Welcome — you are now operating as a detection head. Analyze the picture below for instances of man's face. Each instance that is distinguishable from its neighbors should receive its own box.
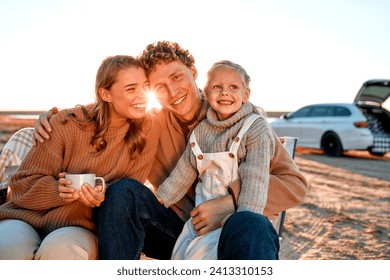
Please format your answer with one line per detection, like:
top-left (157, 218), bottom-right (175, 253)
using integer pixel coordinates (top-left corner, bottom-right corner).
top-left (148, 61), bottom-right (201, 122)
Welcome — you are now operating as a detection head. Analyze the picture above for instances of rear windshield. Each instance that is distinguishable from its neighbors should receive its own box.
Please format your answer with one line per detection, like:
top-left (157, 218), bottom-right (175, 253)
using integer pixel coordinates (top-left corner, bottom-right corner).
top-left (362, 85), bottom-right (390, 100)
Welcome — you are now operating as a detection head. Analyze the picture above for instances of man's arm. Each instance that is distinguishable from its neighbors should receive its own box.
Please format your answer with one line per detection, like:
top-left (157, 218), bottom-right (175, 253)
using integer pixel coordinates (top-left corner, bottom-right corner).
top-left (32, 107), bottom-right (59, 145)
top-left (264, 133), bottom-right (308, 219)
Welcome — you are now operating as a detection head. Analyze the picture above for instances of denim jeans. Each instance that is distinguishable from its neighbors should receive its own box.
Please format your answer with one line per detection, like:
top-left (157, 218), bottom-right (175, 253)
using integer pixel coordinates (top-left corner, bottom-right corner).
top-left (98, 178), bottom-right (184, 260)
top-left (98, 178), bottom-right (280, 260)
top-left (219, 211), bottom-right (280, 260)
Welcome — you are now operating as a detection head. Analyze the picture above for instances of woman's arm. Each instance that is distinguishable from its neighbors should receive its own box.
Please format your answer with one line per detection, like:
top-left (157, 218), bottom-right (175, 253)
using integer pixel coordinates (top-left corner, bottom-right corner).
top-left (9, 112), bottom-right (67, 210)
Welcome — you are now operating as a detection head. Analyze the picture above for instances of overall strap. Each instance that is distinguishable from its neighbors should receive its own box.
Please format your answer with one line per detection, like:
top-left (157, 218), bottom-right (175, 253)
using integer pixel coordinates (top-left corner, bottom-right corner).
top-left (189, 130), bottom-right (203, 155)
top-left (229, 113), bottom-right (261, 153)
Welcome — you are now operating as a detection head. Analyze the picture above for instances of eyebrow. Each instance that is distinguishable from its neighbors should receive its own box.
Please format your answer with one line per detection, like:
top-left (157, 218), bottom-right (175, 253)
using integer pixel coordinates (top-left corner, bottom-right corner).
top-left (153, 72), bottom-right (178, 88)
top-left (168, 70), bottom-right (180, 79)
top-left (123, 83), bottom-right (137, 89)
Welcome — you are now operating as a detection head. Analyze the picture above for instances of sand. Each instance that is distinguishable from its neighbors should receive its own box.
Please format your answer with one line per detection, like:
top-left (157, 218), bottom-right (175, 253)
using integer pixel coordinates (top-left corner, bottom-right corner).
top-left (280, 148), bottom-right (390, 260)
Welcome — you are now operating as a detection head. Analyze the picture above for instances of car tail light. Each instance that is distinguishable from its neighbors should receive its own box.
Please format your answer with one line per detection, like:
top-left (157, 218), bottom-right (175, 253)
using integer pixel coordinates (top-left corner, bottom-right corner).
top-left (354, 121), bottom-right (368, 128)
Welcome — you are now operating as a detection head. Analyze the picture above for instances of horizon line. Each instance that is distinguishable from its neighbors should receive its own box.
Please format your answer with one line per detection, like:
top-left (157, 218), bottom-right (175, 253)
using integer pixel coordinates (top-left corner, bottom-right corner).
top-left (0, 110), bottom-right (289, 118)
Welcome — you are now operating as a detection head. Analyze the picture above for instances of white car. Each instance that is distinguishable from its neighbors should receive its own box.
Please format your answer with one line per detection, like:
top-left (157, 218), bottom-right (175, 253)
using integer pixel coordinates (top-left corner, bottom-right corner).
top-left (271, 79), bottom-right (390, 156)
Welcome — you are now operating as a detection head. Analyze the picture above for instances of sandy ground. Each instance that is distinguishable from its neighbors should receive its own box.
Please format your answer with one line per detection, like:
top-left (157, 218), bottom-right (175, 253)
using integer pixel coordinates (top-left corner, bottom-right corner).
top-left (280, 148), bottom-right (390, 260)
top-left (1, 115), bottom-right (389, 260)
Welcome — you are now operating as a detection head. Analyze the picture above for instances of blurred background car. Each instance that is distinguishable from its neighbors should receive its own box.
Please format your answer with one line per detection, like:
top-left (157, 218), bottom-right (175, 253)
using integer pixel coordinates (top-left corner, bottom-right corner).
top-left (271, 79), bottom-right (390, 157)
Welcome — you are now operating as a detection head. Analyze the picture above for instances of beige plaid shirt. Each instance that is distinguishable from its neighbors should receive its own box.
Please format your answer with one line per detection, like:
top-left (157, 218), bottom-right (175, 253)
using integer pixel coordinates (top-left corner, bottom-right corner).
top-left (0, 127), bottom-right (34, 190)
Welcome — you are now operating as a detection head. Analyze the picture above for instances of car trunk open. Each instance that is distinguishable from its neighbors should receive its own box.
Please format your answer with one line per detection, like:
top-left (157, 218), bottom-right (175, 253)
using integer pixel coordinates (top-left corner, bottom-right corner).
top-left (355, 79), bottom-right (390, 155)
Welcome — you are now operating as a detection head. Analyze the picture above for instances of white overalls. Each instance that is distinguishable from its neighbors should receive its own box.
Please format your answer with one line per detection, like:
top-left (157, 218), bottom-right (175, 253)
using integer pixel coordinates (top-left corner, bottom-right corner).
top-left (171, 114), bottom-right (260, 260)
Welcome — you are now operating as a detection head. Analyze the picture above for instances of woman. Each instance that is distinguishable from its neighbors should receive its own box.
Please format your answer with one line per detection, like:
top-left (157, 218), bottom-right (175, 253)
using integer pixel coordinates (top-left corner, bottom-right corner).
top-left (0, 55), bottom-right (160, 259)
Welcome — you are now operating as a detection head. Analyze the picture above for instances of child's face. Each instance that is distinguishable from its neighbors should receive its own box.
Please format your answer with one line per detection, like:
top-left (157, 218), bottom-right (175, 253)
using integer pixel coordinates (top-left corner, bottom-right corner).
top-left (206, 68), bottom-right (250, 121)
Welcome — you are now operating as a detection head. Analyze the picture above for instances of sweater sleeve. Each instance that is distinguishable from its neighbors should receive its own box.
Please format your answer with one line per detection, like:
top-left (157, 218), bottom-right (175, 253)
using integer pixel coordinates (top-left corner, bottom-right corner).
top-left (156, 143), bottom-right (198, 208)
top-left (8, 112), bottom-right (69, 210)
top-left (264, 131), bottom-right (308, 219)
top-left (237, 118), bottom-right (275, 214)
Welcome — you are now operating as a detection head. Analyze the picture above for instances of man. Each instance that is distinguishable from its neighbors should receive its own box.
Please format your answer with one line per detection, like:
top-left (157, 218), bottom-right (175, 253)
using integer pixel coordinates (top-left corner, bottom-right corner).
top-left (33, 41), bottom-right (308, 259)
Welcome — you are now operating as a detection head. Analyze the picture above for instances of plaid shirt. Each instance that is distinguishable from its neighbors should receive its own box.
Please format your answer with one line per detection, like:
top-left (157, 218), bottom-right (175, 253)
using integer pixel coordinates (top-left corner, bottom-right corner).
top-left (0, 127), bottom-right (34, 190)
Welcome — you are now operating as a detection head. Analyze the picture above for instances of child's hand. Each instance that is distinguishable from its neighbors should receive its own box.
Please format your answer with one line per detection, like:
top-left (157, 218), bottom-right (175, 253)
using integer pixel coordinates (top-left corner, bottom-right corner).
top-left (221, 214), bottom-right (233, 226)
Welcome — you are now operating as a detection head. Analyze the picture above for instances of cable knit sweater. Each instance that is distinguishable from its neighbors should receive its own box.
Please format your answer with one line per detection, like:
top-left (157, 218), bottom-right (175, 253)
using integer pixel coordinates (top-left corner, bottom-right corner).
top-left (0, 106), bottom-right (160, 236)
top-left (150, 93), bottom-right (307, 222)
top-left (157, 102), bottom-right (275, 214)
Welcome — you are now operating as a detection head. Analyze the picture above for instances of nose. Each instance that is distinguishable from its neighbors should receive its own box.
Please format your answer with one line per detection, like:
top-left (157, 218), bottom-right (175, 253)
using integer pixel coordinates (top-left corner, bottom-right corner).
top-left (138, 86), bottom-right (149, 100)
top-left (166, 83), bottom-right (177, 98)
top-left (220, 88), bottom-right (230, 96)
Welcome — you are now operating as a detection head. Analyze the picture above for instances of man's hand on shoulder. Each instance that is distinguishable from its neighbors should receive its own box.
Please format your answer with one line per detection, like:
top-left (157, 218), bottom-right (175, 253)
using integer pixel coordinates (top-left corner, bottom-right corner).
top-left (32, 107), bottom-right (59, 146)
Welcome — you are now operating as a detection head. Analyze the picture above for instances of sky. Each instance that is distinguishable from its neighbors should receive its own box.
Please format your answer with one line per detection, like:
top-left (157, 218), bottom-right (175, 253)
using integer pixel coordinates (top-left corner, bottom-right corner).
top-left (1, 0), bottom-right (390, 113)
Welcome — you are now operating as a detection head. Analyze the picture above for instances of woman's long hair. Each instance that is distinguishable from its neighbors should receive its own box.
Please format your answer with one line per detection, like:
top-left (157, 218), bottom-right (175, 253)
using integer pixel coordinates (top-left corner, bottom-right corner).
top-left (65, 55), bottom-right (146, 157)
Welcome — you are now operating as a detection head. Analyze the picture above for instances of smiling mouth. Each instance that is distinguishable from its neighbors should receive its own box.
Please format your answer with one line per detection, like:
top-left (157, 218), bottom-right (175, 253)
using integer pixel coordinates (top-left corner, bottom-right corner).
top-left (131, 103), bottom-right (147, 109)
top-left (172, 94), bottom-right (187, 105)
top-left (218, 100), bottom-right (233, 105)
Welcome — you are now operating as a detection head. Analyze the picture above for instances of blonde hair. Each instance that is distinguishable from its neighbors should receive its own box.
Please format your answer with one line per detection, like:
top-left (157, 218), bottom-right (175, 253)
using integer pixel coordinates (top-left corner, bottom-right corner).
top-left (204, 60), bottom-right (251, 93)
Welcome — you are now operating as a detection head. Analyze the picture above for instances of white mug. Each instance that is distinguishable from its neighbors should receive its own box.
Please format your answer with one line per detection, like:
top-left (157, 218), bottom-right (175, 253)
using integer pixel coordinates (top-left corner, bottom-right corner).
top-left (65, 173), bottom-right (106, 193)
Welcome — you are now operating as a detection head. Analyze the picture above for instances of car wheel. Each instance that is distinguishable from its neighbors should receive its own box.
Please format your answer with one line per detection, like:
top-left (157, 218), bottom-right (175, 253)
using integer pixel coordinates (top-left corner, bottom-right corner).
top-left (368, 148), bottom-right (385, 157)
top-left (322, 132), bottom-right (343, 157)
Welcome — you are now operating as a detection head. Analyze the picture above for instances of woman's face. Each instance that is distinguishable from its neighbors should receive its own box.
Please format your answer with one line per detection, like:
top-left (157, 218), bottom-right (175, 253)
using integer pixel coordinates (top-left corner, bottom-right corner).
top-left (206, 68), bottom-right (250, 121)
top-left (103, 67), bottom-right (149, 125)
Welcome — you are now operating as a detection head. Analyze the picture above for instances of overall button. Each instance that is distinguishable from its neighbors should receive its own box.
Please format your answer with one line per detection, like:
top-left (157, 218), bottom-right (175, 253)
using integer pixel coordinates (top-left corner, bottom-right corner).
top-left (197, 155), bottom-right (203, 160)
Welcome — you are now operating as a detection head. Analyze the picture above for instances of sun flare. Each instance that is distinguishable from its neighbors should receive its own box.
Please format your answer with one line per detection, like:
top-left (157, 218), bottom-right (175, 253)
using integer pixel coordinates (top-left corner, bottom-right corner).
top-left (146, 90), bottom-right (161, 112)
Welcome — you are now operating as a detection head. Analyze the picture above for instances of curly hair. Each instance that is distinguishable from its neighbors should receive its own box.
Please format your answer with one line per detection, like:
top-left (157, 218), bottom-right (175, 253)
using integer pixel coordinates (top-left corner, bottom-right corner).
top-left (139, 41), bottom-right (195, 76)
top-left (64, 55), bottom-right (146, 157)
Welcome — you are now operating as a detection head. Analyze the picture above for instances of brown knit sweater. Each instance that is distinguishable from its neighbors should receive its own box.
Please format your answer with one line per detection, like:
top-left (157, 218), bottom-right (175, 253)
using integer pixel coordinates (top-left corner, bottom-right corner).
top-left (157, 102), bottom-right (275, 214)
top-left (0, 106), bottom-right (160, 236)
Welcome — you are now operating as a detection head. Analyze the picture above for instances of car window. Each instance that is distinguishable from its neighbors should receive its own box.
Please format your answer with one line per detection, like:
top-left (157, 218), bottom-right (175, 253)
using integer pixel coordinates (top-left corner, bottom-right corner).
top-left (308, 106), bottom-right (332, 117)
top-left (333, 106), bottom-right (351, 116)
top-left (290, 107), bottom-right (311, 118)
top-left (363, 85), bottom-right (390, 99)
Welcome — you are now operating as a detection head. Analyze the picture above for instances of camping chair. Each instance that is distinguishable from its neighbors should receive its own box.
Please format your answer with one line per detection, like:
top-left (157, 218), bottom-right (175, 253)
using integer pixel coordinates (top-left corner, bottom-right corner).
top-left (272, 136), bottom-right (298, 242)
top-left (0, 127), bottom-right (34, 204)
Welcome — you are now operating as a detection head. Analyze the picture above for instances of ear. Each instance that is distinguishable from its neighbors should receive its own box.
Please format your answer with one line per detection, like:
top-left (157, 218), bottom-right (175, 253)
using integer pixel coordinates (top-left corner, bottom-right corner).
top-left (99, 88), bottom-right (111, 102)
top-left (190, 65), bottom-right (198, 80)
top-left (242, 88), bottom-right (251, 103)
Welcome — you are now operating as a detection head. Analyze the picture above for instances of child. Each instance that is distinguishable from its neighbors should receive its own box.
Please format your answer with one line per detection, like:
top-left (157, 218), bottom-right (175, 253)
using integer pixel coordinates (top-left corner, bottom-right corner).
top-left (156, 60), bottom-right (275, 259)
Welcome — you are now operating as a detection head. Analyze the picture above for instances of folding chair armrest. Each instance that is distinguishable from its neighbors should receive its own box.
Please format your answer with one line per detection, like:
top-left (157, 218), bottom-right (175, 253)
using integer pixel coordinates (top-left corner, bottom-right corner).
top-left (272, 136), bottom-right (298, 239)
